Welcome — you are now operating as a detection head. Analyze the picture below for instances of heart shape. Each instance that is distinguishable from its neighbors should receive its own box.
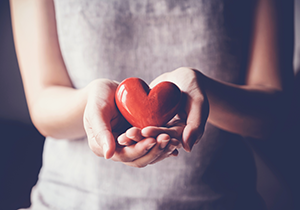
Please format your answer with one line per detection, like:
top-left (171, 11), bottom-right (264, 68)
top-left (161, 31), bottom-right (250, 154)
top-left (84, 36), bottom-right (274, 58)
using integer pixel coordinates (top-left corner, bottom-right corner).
top-left (115, 77), bottom-right (182, 128)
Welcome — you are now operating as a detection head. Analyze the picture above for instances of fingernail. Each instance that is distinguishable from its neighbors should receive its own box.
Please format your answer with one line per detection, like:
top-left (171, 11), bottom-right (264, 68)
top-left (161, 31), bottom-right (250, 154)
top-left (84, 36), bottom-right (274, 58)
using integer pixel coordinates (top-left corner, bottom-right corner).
top-left (103, 143), bottom-right (108, 159)
top-left (127, 135), bottom-right (135, 139)
top-left (126, 133), bottom-right (135, 139)
top-left (188, 143), bottom-right (193, 152)
top-left (168, 145), bottom-right (176, 154)
top-left (188, 138), bottom-right (197, 152)
top-left (160, 139), bottom-right (169, 149)
top-left (147, 142), bottom-right (156, 150)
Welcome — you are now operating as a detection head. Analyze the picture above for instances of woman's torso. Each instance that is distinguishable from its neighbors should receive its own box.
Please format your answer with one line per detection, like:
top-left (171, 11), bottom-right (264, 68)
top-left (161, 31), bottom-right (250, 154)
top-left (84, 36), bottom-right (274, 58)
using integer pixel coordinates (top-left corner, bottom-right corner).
top-left (32, 0), bottom-right (265, 209)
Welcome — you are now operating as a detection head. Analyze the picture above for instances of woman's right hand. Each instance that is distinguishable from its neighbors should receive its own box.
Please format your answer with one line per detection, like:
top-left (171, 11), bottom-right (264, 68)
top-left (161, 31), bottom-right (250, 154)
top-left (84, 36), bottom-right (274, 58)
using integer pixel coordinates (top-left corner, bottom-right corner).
top-left (84, 79), bottom-right (124, 159)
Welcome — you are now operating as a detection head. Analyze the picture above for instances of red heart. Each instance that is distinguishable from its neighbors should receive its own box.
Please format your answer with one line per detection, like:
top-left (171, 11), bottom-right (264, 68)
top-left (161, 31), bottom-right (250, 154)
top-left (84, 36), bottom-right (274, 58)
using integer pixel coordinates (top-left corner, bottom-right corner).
top-left (115, 78), bottom-right (182, 128)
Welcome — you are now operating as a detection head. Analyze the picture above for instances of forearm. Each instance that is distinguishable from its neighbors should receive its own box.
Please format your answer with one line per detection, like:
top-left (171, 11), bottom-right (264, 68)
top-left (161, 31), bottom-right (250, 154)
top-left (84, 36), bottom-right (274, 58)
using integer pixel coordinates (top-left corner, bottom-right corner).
top-left (199, 71), bottom-right (288, 139)
top-left (10, 0), bottom-right (89, 139)
top-left (197, 0), bottom-right (293, 140)
top-left (30, 85), bottom-right (89, 139)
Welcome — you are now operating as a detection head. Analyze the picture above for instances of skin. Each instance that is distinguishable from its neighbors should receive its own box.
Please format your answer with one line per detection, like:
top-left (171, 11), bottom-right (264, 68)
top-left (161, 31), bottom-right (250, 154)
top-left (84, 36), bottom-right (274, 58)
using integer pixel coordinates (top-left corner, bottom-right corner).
top-left (10, 0), bottom-right (293, 167)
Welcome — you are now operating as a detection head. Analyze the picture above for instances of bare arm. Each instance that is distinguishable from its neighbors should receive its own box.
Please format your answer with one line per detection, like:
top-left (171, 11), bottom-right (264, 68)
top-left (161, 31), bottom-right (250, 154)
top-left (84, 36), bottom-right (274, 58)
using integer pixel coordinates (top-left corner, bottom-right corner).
top-left (204, 0), bottom-right (294, 139)
top-left (148, 0), bottom-right (294, 148)
top-left (10, 0), bottom-right (87, 139)
top-left (10, 0), bottom-right (181, 166)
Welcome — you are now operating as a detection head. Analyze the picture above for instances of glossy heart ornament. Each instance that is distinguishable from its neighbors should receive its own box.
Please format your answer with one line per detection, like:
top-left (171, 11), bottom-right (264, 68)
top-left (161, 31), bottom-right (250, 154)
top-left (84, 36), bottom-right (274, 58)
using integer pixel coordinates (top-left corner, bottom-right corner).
top-left (115, 78), bottom-right (182, 128)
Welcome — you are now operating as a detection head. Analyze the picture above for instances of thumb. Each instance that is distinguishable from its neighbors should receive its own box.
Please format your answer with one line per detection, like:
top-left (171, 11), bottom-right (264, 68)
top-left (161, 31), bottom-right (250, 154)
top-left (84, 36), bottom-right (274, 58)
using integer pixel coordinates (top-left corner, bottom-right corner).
top-left (85, 106), bottom-right (116, 159)
top-left (95, 111), bottom-right (116, 159)
top-left (182, 93), bottom-right (209, 152)
top-left (95, 127), bottom-right (116, 159)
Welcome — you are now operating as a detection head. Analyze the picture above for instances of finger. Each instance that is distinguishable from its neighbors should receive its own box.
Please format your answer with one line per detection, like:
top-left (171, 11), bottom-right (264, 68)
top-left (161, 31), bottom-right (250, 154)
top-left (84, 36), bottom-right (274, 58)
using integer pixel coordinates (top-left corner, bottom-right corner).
top-left (149, 138), bottom-right (180, 164)
top-left (117, 133), bottom-right (135, 146)
top-left (171, 149), bottom-right (179, 156)
top-left (114, 137), bottom-right (156, 162)
top-left (141, 126), bottom-right (182, 139)
top-left (126, 127), bottom-right (144, 142)
top-left (125, 134), bottom-right (171, 168)
top-left (86, 106), bottom-right (116, 159)
top-left (85, 121), bottom-right (103, 156)
top-left (182, 93), bottom-right (209, 152)
top-left (150, 149), bottom-right (178, 164)
top-left (156, 133), bottom-right (171, 149)
top-left (94, 122), bottom-right (116, 159)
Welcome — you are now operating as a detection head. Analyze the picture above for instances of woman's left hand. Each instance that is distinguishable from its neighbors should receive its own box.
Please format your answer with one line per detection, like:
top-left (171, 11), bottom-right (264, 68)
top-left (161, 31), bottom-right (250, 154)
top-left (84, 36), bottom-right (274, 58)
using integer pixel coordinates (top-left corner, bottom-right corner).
top-left (148, 67), bottom-right (209, 152)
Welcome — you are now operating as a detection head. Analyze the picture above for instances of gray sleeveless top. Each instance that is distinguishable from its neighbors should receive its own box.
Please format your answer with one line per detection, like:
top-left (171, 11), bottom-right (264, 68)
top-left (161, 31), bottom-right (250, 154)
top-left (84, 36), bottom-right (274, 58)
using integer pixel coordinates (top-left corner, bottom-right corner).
top-left (30, 0), bottom-right (265, 209)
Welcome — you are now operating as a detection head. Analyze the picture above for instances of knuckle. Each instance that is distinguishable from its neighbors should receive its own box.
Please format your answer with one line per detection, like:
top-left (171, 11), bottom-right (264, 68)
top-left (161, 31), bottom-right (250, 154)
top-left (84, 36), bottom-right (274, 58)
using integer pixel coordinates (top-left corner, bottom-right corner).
top-left (174, 67), bottom-right (196, 78)
top-left (174, 67), bottom-right (191, 73)
top-left (116, 151), bottom-right (130, 162)
top-left (151, 153), bottom-right (162, 161)
top-left (170, 139), bottom-right (181, 146)
top-left (124, 162), bottom-right (147, 168)
top-left (119, 156), bottom-right (130, 163)
top-left (134, 162), bottom-right (147, 168)
top-left (192, 93), bottom-right (205, 103)
top-left (164, 145), bottom-right (173, 153)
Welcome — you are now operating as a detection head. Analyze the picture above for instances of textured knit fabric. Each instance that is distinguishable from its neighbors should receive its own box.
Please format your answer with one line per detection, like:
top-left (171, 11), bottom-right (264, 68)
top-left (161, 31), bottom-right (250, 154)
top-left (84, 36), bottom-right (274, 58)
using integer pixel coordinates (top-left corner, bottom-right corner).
top-left (28, 0), bottom-right (266, 209)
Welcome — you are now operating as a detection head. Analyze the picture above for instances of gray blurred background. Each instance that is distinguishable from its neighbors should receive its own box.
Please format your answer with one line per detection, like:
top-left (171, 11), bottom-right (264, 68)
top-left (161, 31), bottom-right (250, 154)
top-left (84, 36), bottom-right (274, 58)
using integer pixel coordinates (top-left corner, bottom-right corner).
top-left (0, 0), bottom-right (299, 210)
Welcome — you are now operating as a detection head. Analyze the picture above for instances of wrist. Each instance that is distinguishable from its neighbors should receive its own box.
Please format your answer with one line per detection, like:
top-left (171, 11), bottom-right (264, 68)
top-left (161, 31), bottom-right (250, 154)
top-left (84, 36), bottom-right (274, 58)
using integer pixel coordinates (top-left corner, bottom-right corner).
top-left (85, 79), bottom-right (119, 101)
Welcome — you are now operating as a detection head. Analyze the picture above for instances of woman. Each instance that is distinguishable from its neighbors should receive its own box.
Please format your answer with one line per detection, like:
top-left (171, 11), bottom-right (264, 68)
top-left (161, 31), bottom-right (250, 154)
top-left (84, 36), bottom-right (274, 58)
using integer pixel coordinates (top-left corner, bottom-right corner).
top-left (11, 0), bottom-right (293, 209)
